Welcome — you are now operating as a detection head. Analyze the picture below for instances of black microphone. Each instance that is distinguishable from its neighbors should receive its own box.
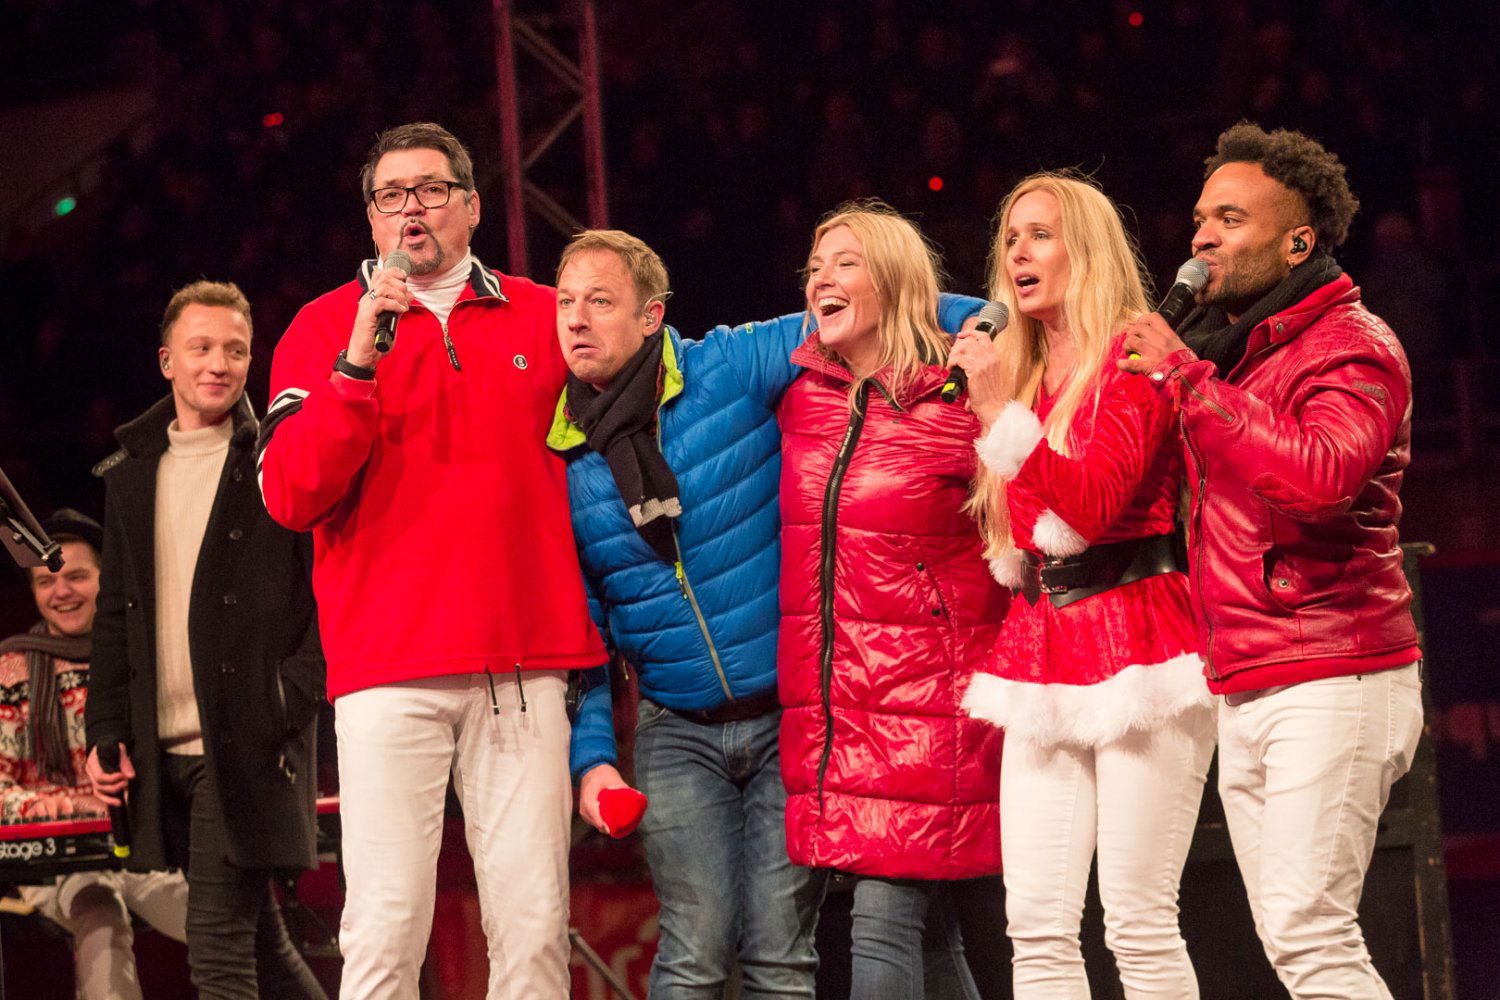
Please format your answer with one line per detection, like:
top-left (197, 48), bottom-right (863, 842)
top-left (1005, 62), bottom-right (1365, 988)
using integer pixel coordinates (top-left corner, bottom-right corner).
top-left (1157, 257), bottom-right (1212, 330)
top-left (373, 249), bottom-right (413, 353)
top-left (96, 743), bottom-right (132, 859)
top-left (941, 301), bottom-right (1010, 403)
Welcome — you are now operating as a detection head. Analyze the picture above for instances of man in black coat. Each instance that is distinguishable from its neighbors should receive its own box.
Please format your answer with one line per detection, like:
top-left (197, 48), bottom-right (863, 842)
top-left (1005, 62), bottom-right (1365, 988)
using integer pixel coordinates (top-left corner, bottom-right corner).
top-left (85, 280), bottom-right (327, 1000)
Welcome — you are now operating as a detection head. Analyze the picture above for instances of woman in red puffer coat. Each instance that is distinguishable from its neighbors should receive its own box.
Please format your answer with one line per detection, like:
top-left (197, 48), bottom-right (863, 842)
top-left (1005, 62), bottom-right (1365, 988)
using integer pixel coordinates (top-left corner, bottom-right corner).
top-left (778, 201), bottom-right (1007, 1000)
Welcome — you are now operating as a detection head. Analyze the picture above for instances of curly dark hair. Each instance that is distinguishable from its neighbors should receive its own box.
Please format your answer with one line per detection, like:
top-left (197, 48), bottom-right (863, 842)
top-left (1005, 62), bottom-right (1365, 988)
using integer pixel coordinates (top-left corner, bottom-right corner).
top-left (1205, 122), bottom-right (1360, 250)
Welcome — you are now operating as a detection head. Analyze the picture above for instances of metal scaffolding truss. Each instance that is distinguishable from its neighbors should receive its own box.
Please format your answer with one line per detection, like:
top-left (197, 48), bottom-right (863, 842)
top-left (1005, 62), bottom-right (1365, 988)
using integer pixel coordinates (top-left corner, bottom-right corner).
top-left (492, 0), bottom-right (608, 277)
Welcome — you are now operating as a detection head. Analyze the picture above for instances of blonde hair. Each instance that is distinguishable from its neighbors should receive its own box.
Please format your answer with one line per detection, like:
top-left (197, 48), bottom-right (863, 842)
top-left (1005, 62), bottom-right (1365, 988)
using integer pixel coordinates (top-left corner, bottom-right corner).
top-left (160, 280), bottom-right (252, 346)
top-left (970, 172), bottom-right (1153, 556)
top-left (557, 229), bottom-right (671, 313)
top-left (805, 201), bottom-right (949, 402)
top-left (808, 202), bottom-right (999, 545)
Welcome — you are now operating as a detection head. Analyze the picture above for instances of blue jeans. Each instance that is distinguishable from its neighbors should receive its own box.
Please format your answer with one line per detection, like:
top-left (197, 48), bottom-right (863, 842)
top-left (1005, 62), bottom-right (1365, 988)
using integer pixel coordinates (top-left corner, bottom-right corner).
top-left (850, 877), bottom-right (981, 1000)
top-left (634, 698), bottom-right (825, 998)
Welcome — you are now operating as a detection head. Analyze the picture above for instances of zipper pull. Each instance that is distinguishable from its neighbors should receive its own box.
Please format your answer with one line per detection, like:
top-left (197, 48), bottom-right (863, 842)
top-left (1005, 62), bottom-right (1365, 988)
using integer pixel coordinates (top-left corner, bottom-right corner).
top-left (442, 323), bottom-right (462, 371)
top-left (514, 662), bottom-right (527, 713)
top-left (674, 560), bottom-right (688, 599)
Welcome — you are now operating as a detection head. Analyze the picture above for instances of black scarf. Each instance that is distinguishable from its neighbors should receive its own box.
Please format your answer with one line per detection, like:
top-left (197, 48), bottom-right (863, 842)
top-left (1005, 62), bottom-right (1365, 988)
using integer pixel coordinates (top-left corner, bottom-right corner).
top-left (0, 623), bottom-right (90, 786)
top-left (1180, 253), bottom-right (1344, 375)
top-left (566, 330), bottom-right (682, 564)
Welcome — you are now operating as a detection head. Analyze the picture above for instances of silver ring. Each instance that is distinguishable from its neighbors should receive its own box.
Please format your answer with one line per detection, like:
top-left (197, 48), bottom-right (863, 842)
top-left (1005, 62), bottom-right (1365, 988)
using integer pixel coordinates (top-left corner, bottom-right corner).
top-left (367, 289), bottom-right (377, 301)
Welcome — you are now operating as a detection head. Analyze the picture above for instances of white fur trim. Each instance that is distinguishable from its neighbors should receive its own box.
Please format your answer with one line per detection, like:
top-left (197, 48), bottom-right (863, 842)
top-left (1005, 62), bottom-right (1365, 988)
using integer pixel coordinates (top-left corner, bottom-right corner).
top-left (1032, 509), bottom-right (1087, 557)
top-left (961, 652), bottom-right (1213, 747)
top-left (988, 551), bottom-right (1026, 588)
top-left (975, 401), bottom-right (1043, 480)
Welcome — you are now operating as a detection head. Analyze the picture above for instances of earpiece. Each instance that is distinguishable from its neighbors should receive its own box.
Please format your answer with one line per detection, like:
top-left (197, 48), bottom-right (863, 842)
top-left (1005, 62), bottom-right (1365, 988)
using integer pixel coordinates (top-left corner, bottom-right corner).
top-left (1292, 235), bottom-right (1308, 254)
top-left (161, 358), bottom-right (170, 370)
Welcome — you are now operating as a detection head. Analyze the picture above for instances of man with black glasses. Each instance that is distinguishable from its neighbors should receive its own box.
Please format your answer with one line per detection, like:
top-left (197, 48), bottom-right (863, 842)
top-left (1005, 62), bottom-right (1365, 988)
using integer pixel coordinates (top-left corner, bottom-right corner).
top-left (257, 122), bottom-right (605, 999)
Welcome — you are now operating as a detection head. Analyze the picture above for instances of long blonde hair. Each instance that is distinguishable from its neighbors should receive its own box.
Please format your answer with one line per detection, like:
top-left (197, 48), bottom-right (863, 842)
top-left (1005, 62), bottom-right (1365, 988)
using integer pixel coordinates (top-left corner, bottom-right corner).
top-left (971, 172), bottom-right (1154, 556)
top-left (806, 201), bottom-right (998, 541)
top-left (805, 200), bottom-right (949, 402)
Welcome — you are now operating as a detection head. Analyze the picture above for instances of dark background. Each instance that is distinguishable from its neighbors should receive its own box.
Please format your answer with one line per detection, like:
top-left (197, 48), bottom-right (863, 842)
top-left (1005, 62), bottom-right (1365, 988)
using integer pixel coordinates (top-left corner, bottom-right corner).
top-left (2, 0), bottom-right (1497, 996)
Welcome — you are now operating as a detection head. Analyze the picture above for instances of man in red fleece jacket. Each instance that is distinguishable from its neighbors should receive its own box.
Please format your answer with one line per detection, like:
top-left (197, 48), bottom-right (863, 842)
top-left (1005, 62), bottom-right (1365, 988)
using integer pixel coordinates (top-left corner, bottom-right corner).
top-left (257, 122), bottom-right (606, 1000)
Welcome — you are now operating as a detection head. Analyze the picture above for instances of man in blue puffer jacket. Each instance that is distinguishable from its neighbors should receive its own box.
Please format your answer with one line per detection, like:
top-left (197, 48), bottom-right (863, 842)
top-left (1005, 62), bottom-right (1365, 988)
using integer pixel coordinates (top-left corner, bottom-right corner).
top-left (548, 229), bottom-right (980, 998)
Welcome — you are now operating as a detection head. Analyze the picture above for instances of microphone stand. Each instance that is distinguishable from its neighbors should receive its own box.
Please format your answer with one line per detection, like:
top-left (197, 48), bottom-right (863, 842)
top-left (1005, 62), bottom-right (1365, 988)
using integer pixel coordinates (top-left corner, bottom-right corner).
top-left (0, 464), bottom-right (61, 572)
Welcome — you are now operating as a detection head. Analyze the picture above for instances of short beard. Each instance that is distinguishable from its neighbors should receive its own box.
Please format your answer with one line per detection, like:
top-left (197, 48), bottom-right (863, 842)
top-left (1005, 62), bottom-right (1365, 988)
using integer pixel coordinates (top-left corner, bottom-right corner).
top-left (410, 240), bottom-right (447, 276)
top-left (1204, 248), bottom-right (1288, 317)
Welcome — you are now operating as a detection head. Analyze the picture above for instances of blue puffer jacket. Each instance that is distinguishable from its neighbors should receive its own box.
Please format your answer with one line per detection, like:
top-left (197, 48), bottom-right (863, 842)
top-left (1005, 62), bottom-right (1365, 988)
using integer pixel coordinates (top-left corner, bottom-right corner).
top-left (557, 296), bottom-right (983, 778)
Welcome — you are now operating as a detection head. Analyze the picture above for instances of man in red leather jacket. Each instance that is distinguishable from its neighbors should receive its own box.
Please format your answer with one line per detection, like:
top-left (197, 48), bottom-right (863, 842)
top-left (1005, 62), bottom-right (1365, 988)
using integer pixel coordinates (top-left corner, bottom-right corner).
top-left (1120, 123), bottom-right (1422, 1000)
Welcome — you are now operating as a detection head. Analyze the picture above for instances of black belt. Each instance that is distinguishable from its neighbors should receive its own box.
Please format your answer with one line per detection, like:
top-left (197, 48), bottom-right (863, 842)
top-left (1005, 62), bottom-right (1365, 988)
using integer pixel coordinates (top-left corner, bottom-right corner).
top-left (1017, 533), bottom-right (1184, 609)
top-left (671, 689), bottom-right (781, 725)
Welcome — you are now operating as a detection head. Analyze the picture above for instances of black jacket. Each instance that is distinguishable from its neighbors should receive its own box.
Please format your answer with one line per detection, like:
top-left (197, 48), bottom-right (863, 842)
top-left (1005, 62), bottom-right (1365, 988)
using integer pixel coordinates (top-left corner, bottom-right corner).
top-left (87, 394), bottom-right (324, 871)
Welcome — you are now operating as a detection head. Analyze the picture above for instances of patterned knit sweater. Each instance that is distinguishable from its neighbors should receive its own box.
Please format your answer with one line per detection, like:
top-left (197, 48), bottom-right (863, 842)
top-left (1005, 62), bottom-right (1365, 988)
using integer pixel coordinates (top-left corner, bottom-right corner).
top-left (0, 650), bottom-right (103, 823)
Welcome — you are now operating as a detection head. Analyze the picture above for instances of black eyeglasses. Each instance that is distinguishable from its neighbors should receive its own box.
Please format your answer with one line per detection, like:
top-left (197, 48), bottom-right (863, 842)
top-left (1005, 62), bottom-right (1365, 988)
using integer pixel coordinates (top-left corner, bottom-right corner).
top-left (369, 180), bottom-right (464, 214)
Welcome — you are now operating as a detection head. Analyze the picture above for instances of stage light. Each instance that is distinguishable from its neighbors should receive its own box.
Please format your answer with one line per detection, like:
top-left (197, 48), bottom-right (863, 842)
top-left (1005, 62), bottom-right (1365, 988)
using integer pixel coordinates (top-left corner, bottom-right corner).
top-left (263, 112), bottom-right (285, 127)
top-left (928, 176), bottom-right (944, 192)
top-left (53, 196), bottom-right (77, 217)
top-left (1128, 11), bottom-right (1144, 26)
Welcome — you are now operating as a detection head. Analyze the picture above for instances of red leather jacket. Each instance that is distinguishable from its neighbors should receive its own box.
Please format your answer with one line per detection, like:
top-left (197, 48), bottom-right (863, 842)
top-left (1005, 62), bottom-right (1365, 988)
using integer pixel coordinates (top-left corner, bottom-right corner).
top-left (1148, 273), bottom-right (1420, 694)
top-left (777, 342), bottom-right (1006, 880)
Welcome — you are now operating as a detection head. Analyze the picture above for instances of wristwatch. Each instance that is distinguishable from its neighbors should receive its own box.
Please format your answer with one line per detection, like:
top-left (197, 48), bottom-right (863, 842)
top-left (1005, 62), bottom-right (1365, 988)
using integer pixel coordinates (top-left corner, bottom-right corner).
top-left (334, 349), bottom-right (376, 380)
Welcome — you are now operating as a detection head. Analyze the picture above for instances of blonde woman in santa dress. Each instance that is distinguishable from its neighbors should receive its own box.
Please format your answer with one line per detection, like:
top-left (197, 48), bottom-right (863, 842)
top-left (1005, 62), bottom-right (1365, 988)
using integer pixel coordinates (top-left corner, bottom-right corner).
top-left (949, 172), bottom-right (1215, 1000)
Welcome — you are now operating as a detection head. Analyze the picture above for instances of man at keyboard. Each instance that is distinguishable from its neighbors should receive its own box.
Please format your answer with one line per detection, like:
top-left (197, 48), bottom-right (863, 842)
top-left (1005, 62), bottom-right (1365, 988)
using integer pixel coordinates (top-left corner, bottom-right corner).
top-left (1, 508), bottom-right (187, 1000)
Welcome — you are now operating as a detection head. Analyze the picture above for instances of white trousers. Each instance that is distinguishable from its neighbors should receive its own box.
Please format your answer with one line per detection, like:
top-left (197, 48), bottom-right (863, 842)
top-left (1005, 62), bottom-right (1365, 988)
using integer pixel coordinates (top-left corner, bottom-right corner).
top-left (334, 671), bottom-right (573, 1000)
top-left (1001, 709), bottom-right (1216, 1000)
top-left (1217, 663), bottom-right (1423, 1000)
top-left (20, 868), bottom-right (188, 1000)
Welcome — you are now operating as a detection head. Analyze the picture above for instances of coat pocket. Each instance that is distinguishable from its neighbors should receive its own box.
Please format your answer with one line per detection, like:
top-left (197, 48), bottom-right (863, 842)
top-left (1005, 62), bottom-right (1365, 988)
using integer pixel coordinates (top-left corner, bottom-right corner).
top-left (279, 656), bottom-right (325, 737)
top-left (919, 561), bottom-right (953, 624)
top-left (1262, 544), bottom-right (1348, 613)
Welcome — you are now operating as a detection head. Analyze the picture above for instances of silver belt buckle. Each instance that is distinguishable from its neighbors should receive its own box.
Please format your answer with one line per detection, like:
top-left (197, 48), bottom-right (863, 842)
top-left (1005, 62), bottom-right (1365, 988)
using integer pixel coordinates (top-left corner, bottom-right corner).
top-left (1038, 558), bottom-right (1071, 595)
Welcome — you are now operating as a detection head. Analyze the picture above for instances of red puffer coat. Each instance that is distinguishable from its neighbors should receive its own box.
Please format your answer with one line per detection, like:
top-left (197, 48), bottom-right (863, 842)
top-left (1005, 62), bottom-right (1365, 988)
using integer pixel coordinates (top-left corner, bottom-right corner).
top-left (777, 340), bottom-right (1006, 880)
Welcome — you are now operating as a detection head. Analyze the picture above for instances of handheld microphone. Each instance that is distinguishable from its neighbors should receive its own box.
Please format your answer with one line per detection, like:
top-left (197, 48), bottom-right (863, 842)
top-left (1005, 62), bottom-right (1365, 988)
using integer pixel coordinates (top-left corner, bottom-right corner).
top-left (1127, 258), bottom-right (1212, 359)
top-left (373, 249), bottom-right (413, 353)
top-left (96, 743), bottom-right (132, 859)
top-left (1157, 257), bottom-right (1212, 330)
top-left (941, 301), bottom-right (1010, 403)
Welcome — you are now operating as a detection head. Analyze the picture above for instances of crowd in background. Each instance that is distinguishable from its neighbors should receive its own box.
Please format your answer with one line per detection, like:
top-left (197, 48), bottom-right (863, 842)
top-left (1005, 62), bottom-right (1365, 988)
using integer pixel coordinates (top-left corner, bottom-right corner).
top-left (0, 0), bottom-right (1493, 522)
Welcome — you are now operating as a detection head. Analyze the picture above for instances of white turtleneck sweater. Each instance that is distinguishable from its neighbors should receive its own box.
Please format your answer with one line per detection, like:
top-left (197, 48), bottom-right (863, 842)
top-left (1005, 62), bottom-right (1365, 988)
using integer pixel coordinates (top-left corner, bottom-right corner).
top-left (395, 251), bottom-right (473, 328)
top-left (153, 418), bottom-right (232, 753)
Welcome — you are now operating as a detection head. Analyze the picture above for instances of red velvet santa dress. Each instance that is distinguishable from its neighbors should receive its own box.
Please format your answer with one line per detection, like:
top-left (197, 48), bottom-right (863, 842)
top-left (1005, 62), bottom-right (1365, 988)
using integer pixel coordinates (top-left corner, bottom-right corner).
top-left (963, 342), bottom-right (1211, 746)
